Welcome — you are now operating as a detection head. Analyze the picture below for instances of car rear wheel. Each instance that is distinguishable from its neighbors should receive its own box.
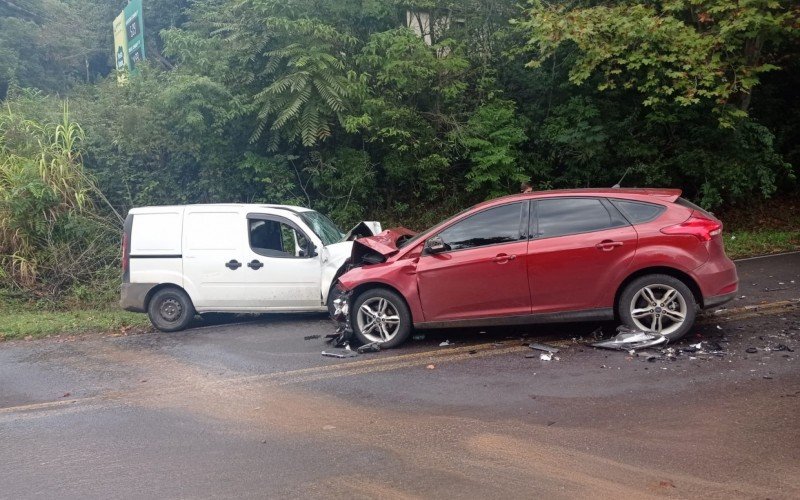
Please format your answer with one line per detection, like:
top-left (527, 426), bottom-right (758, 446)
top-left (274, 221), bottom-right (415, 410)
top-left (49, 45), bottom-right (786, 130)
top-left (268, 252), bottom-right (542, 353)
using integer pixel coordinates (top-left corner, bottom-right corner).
top-left (147, 287), bottom-right (195, 332)
top-left (618, 274), bottom-right (696, 341)
top-left (352, 288), bottom-right (411, 348)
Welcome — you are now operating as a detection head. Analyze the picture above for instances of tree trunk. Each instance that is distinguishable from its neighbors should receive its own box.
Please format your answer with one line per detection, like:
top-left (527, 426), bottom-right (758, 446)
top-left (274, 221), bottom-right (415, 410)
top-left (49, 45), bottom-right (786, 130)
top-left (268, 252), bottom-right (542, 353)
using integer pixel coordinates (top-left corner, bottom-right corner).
top-left (738, 35), bottom-right (764, 112)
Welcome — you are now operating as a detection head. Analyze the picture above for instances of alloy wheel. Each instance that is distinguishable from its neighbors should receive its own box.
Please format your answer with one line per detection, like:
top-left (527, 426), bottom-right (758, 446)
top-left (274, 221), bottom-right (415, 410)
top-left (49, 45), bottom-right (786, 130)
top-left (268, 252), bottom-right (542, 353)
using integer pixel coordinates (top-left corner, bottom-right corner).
top-left (629, 284), bottom-right (688, 336)
top-left (356, 297), bottom-right (401, 343)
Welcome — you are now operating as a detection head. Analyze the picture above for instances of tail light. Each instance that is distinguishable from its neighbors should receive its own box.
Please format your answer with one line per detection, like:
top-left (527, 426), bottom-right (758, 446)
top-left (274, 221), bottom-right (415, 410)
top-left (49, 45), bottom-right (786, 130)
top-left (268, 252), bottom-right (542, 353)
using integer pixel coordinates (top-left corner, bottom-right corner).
top-left (121, 233), bottom-right (129, 274)
top-left (661, 211), bottom-right (722, 242)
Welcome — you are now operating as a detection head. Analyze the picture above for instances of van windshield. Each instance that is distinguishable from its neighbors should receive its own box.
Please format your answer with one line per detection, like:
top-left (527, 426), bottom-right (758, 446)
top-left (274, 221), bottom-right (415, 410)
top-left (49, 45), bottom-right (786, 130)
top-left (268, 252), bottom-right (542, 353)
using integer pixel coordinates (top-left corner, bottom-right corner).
top-left (300, 211), bottom-right (344, 246)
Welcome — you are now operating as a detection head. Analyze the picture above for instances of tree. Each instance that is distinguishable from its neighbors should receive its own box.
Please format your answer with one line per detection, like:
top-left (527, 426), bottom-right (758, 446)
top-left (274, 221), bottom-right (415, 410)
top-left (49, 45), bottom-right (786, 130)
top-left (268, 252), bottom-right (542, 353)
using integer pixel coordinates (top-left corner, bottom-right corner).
top-left (515, 0), bottom-right (800, 125)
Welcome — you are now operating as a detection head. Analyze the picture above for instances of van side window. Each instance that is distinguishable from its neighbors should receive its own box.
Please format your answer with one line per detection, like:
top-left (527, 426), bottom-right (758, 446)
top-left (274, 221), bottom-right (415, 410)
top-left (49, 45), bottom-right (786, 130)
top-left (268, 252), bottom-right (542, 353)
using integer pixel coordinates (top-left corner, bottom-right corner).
top-left (249, 219), bottom-right (311, 258)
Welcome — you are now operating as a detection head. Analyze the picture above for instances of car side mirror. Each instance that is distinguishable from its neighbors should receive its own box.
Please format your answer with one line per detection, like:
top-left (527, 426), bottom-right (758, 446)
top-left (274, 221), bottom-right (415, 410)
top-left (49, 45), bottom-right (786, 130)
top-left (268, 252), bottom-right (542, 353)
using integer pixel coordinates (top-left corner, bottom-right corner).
top-left (307, 244), bottom-right (318, 258)
top-left (424, 236), bottom-right (449, 254)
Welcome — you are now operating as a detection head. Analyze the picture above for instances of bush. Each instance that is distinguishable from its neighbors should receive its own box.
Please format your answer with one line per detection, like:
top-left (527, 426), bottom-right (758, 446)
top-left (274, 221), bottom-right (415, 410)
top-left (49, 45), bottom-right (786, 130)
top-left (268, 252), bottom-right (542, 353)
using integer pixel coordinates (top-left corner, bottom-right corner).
top-left (0, 95), bottom-right (120, 302)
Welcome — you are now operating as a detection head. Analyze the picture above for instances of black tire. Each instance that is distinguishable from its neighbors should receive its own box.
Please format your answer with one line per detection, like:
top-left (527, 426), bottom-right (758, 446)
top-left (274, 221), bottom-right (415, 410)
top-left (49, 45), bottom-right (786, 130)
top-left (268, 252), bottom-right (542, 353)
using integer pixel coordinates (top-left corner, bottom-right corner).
top-left (351, 288), bottom-right (412, 348)
top-left (618, 274), bottom-right (697, 341)
top-left (147, 287), bottom-right (195, 332)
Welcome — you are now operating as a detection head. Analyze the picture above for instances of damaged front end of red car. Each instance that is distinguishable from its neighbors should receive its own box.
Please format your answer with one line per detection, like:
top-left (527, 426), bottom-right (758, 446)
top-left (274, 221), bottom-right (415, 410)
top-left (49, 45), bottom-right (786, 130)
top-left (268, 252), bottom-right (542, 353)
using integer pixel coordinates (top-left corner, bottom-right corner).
top-left (328, 227), bottom-right (417, 346)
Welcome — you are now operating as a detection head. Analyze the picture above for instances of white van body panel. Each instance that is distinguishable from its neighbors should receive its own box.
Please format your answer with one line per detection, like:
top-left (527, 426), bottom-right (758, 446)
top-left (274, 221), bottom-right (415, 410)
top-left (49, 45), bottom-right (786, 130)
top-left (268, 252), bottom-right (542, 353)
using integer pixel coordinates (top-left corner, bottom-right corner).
top-left (320, 240), bottom-right (353, 303)
top-left (182, 207), bottom-right (246, 309)
top-left (130, 208), bottom-right (183, 255)
top-left (124, 204), bottom-right (376, 315)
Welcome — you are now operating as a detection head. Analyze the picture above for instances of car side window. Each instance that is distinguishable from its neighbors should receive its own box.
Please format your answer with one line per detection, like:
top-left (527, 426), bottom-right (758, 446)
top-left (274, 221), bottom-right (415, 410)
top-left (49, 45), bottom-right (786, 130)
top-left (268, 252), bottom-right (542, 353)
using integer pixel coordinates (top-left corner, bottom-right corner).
top-left (439, 202), bottom-right (524, 251)
top-left (534, 198), bottom-right (627, 238)
top-left (249, 218), bottom-right (311, 258)
top-left (611, 199), bottom-right (666, 224)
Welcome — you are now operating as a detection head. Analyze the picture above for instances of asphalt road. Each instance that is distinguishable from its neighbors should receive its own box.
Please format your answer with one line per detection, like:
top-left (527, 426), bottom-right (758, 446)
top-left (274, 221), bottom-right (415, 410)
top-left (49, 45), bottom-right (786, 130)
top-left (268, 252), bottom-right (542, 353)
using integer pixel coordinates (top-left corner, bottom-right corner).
top-left (1, 253), bottom-right (799, 499)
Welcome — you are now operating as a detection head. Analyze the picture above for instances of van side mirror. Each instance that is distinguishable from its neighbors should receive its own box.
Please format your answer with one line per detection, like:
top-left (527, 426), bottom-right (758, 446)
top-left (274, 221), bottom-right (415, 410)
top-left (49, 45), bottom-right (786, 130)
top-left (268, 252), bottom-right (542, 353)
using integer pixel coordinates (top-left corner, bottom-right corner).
top-left (424, 236), bottom-right (449, 254)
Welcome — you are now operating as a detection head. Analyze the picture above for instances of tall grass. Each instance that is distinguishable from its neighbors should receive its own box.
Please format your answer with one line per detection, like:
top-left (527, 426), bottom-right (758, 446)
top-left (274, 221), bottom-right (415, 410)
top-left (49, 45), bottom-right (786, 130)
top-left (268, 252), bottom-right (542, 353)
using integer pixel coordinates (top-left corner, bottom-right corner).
top-left (0, 99), bottom-right (120, 301)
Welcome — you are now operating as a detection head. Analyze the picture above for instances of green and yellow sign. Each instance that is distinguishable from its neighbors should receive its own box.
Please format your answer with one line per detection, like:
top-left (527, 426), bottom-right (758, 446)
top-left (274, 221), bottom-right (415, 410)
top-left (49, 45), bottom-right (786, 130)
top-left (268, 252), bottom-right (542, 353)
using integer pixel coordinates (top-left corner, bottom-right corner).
top-left (113, 0), bottom-right (145, 76)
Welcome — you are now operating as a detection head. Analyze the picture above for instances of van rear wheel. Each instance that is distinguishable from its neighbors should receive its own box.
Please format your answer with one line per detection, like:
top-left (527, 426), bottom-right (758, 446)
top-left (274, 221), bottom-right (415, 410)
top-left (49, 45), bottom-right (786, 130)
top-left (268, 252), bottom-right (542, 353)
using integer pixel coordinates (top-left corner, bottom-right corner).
top-left (147, 287), bottom-right (195, 332)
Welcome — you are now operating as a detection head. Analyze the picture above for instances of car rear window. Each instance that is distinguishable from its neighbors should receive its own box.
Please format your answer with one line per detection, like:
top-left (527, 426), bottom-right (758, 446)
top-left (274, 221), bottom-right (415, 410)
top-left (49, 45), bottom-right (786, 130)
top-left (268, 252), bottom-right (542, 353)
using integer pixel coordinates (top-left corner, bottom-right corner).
top-left (610, 199), bottom-right (666, 224)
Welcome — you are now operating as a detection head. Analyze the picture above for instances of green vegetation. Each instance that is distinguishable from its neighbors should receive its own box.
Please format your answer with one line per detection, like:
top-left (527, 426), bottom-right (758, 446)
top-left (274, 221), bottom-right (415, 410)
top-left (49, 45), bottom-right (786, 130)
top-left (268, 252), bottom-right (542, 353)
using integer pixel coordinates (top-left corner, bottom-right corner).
top-left (725, 231), bottom-right (800, 260)
top-left (0, 0), bottom-right (799, 326)
top-left (0, 306), bottom-right (149, 340)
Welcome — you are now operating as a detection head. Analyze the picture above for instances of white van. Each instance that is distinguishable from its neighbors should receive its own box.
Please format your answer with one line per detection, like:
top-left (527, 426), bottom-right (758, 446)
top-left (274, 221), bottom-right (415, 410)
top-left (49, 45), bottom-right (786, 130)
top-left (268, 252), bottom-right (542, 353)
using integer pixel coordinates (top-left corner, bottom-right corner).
top-left (120, 204), bottom-right (380, 331)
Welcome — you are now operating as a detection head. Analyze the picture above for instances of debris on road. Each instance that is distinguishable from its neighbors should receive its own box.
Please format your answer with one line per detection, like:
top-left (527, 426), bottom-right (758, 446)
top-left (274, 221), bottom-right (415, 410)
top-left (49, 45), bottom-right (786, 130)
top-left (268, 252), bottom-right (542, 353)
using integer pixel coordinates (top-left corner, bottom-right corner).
top-left (304, 335), bottom-right (321, 341)
top-left (357, 342), bottom-right (381, 354)
top-left (592, 326), bottom-right (667, 351)
top-left (426, 364), bottom-right (436, 370)
top-left (321, 349), bottom-right (358, 359)
top-left (328, 293), bottom-right (355, 348)
top-left (439, 340), bottom-right (452, 347)
top-left (529, 342), bottom-right (560, 354)
top-left (413, 334), bottom-right (426, 341)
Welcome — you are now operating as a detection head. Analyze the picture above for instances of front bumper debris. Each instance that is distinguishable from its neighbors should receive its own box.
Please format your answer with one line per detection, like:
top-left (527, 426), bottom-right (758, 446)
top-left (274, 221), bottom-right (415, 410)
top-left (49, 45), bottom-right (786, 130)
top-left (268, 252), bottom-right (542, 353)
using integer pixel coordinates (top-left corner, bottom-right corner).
top-left (591, 326), bottom-right (668, 350)
top-left (329, 290), bottom-right (354, 348)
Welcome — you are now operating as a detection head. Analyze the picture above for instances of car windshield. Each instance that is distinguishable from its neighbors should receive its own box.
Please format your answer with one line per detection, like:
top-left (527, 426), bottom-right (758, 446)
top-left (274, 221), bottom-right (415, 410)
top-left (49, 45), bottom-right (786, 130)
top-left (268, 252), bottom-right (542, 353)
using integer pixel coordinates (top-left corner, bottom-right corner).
top-left (300, 211), bottom-right (344, 246)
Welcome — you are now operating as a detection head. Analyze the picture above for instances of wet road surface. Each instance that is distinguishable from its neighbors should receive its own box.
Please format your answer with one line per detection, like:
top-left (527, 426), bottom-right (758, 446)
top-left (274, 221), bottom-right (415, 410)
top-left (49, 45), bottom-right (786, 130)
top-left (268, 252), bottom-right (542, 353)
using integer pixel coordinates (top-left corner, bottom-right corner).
top-left (1, 253), bottom-right (799, 498)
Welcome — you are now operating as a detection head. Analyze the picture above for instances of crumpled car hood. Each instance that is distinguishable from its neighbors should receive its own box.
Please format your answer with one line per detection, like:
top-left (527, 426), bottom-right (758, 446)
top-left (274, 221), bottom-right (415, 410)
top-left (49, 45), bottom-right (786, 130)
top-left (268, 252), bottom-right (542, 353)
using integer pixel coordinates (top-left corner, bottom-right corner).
top-left (341, 221), bottom-right (382, 241)
top-left (352, 227), bottom-right (417, 262)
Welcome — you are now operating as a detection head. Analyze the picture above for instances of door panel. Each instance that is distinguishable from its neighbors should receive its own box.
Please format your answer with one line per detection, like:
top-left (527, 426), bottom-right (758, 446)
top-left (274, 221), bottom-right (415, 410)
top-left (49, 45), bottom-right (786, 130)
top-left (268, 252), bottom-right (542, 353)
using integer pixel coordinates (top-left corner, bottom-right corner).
top-left (240, 216), bottom-right (322, 309)
top-left (182, 209), bottom-right (248, 308)
top-left (527, 225), bottom-right (638, 313)
top-left (183, 211), bottom-right (323, 310)
top-left (417, 241), bottom-right (531, 321)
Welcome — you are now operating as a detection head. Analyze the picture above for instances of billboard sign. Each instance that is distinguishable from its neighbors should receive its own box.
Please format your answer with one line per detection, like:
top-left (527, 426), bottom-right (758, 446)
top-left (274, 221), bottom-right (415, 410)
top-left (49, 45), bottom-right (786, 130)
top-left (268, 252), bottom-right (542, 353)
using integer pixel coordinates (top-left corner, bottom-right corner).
top-left (112, 0), bottom-right (145, 76)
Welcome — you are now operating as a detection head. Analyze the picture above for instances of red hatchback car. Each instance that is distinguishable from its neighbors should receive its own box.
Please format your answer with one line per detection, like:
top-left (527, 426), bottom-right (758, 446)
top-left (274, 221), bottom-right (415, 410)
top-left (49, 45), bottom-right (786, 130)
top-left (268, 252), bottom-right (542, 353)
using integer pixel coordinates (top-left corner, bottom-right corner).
top-left (336, 188), bottom-right (738, 348)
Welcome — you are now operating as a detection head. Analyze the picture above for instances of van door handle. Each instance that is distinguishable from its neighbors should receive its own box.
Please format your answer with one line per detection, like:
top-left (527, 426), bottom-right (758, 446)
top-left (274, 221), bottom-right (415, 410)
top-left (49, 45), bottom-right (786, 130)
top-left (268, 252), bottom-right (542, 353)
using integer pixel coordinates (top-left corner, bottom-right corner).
top-left (225, 259), bottom-right (242, 270)
top-left (595, 240), bottom-right (623, 251)
top-left (247, 259), bottom-right (264, 270)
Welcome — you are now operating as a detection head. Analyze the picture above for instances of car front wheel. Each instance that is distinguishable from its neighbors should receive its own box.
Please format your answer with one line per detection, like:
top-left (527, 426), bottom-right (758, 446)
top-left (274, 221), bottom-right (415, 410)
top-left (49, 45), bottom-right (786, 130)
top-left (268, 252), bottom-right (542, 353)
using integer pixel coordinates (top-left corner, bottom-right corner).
top-left (352, 288), bottom-right (412, 348)
top-left (618, 274), bottom-right (697, 341)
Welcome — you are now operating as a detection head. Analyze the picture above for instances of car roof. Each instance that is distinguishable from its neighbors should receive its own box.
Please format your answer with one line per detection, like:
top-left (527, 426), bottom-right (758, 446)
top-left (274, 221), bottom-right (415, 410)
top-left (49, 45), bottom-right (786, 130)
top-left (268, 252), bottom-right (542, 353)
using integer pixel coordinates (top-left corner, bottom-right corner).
top-left (128, 203), bottom-right (314, 215)
top-left (392, 188), bottom-right (683, 259)
top-left (471, 188), bottom-right (682, 211)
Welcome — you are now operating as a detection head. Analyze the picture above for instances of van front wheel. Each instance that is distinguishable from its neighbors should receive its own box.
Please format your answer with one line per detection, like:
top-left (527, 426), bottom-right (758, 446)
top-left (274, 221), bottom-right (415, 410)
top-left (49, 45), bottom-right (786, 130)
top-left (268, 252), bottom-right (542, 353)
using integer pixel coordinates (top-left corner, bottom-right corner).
top-left (147, 287), bottom-right (195, 332)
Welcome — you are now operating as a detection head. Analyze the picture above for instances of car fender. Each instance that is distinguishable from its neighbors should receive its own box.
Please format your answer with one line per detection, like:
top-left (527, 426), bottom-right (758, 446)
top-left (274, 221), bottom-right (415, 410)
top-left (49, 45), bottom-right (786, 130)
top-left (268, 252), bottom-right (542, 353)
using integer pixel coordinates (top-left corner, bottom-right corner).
top-left (338, 261), bottom-right (425, 324)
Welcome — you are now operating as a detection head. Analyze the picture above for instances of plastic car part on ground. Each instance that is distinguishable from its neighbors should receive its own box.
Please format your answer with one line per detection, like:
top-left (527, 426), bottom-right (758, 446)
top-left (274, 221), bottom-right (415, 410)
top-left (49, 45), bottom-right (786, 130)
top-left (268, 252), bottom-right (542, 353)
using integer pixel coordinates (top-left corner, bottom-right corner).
top-left (357, 342), bottom-right (381, 353)
top-left (591, 326), bottom-right (668, 351)
top-left (329, 292), bottom-right (354, 348)
top-left (529, 343), bottom-right (560, 354)
top-left (321, 350), bottom-right (358, 358)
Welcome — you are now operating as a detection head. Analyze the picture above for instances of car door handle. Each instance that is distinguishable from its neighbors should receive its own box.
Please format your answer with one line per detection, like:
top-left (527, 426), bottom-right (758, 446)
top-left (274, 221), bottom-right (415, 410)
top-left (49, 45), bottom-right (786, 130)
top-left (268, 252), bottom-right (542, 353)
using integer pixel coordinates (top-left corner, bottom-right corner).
top-left (225, 259), bottom-right (242, 270)
top-left (492, 253), bottom-right (516, 264)
top-left (595, 240), bottom-right (624, 251)
top-left (247, 259), bottom-right (264, 270)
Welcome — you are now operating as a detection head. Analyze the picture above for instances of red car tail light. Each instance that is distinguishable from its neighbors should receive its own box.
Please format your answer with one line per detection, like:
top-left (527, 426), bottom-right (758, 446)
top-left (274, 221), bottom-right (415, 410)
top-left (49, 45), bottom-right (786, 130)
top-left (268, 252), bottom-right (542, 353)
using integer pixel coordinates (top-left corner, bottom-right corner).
top-left (661, 211), bottom-right (722, 242)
